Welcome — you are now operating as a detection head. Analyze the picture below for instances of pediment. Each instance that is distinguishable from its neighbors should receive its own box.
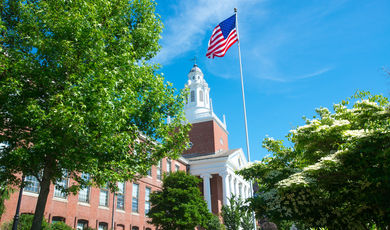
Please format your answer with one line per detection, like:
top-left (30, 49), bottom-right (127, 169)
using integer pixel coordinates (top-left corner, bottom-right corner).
top-left (227, 148), bottom-right (248, 171)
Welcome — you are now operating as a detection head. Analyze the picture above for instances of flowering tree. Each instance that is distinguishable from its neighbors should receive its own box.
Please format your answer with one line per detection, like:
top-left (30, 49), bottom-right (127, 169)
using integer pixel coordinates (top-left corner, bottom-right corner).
top-left (239, 92), bottom-right (390, 229)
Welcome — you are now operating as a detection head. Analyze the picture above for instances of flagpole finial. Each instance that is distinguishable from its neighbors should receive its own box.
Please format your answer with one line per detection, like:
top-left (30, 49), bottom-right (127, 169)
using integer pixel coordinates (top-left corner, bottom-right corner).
top-left (234, 8), bottom-right (237, 13)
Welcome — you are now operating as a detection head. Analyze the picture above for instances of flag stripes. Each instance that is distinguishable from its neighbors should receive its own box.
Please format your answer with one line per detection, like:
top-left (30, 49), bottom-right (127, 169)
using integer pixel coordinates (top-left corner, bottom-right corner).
top-left (206, 15), bottom-right (238, 59)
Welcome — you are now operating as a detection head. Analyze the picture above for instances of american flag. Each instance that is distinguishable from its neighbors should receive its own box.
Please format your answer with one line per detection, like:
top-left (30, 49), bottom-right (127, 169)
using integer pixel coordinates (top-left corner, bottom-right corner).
top-left (206, 15), bottom-right (238, 59)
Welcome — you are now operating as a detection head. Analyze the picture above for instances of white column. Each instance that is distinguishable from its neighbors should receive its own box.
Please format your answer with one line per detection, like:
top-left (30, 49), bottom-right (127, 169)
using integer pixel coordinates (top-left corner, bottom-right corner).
top-left (243, 186), bottom-right (247, 200)
top-left (201, 174), bottom-right (212, 212)
top-left (234, 177), bottom-right (239, 197)
top-left (229, 175), bottom-right (234, 196)
top-left (248, 184), bottom-right (252, 198)
top-left (240, 182), bottom-right (244, 199)
top-left (221, 172), bottom-right (230, 206)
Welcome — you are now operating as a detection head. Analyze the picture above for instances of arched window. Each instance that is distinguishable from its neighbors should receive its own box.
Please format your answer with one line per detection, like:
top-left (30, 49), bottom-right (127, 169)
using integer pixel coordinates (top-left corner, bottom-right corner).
top-left (98, 222), bottom-right (108, 230)
top-left (199, 90), bottom-right (204, 102)
top-left (190, 91), bottom-right (195, 102)
top-left (77, 219), bottom-right (88, 230)
top-left (132, 226), bottom-right (139, 230)
top-left (52, 216), bottom-right (65, 224)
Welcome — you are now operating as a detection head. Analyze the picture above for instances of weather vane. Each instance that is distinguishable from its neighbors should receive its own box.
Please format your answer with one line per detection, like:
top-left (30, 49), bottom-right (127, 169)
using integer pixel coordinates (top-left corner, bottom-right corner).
top-left (190, 56), bottom-right (197, 66)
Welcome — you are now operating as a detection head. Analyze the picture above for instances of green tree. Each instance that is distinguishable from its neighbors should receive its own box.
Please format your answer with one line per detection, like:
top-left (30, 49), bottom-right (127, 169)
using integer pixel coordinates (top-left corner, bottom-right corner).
top-left (239, 92), bottom-right (390, 229)
top-left (148, 171), bottom-right (211, 230)
top-left (221, 195), bottom-right (254, 230)
top-left (0, 1), bottom-right (190, 229)
top-left (0, 182), bottom-right (11, 218)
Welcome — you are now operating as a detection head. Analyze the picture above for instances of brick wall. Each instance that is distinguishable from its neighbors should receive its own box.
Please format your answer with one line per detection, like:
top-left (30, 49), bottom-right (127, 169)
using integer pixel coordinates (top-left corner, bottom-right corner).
top-left (0, 158), bottom-right (187, 230)
top-left (184, 120), bottom-right (228, 155)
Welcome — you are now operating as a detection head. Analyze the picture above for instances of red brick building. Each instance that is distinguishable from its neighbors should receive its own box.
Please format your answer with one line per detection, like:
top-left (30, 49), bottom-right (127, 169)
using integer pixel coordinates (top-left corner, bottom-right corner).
top-left (0, 157), bottom-right (188, 230)
top-left (0, 64), bottom-right (252, 229)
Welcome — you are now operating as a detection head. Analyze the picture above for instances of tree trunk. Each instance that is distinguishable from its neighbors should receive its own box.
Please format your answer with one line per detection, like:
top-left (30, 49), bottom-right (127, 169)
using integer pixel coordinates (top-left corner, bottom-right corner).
top-left (31, 168), bottom-right (51, 230)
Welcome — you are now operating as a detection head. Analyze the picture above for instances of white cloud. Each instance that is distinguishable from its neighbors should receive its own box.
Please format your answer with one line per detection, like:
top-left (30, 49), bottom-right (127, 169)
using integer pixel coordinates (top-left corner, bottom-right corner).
top-left (154, 0), bottom-right (263, 64)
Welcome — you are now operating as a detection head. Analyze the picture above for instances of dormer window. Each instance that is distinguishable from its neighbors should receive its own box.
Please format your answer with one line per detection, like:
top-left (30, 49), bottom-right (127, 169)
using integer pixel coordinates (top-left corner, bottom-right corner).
top-left (190, 90), bottom-right (195, 102)
top-left (193, 76), bottom-right (195, 80)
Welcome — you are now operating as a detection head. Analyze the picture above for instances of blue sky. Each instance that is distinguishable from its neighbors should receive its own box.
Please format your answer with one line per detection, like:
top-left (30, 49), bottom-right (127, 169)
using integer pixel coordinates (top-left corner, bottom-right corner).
top-left (152, 0), bottom-right (390, 162)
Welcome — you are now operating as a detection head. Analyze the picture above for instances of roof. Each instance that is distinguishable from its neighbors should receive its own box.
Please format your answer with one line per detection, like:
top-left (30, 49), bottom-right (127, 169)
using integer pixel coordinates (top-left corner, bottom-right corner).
top-left (182, 148), bottom-right (239, 161)
top-left (189, 64), bottom-right (202, 73)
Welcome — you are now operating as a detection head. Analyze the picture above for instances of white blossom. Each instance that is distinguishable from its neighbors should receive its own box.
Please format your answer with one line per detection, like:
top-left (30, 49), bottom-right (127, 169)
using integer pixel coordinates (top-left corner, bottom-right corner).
top-left (356, 99), bottom-right (379, 107)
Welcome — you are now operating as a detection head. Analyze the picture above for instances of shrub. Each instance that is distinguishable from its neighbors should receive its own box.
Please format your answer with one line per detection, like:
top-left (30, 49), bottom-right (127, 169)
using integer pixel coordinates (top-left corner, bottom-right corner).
top-left (2, 214), bottom-right (50, 230)
top-left (50, 221), bottom-right (73, 230)
top-left (206, 215), bottom-right (224, 230)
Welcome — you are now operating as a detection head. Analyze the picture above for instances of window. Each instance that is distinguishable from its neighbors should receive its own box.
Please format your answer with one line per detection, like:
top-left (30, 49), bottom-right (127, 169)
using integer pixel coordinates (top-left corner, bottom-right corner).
top-left (116, 182), bottom-right (125, 210)
top-left (175, 164), bottom-right (180, 172)
top-left (157, 160), bottom-right (162, 180)
top-left (147, 167), bottom-right (151, 177)
top-left (54, 174), bottom-right (68, 199)
top-left (132, 183), bottom-right (139, 213)
top-left (77, 219), bottom-right (88, 230)
top-left (98, 222), bottom-right (108, 230)
top-left (145, 187), bottom-right (151, 215)
top-left (190, 90), bottom-right (195, 102)
top-left (199, 90), bottom-right (204, 102)
top-left (0, 141), bottom-right (8, 152)
top-left (132, 227), bottom-right (139, 230)
top-left (166, 159), bottom-right (171, 174)
top-left (24, 175), bottom-right (40, 193)
top-left (99, 183), bottom-right (109, 207)
top-left (116, 224), bottom-right (125, 230)
top-left (52, 216), bottom-right (65, 224)
top-left (78, 173), bottom-right (90, 203)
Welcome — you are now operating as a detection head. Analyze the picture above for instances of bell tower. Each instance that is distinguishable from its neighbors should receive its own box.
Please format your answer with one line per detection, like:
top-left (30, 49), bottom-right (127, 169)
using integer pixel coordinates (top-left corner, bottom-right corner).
top-left (184, 64), bottom-right (211, 121)
top-left (183, 64), bottom-right (229, 155)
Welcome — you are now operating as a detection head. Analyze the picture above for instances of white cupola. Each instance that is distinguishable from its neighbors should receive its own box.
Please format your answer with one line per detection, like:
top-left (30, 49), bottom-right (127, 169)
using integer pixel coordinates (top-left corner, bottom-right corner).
top-left (184, 64), bottom-right (212, 122)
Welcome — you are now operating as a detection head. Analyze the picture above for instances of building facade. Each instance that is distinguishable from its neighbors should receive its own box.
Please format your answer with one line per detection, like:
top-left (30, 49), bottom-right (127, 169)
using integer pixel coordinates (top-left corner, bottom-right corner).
top-left (182, 64), bottom-right (251, 215)
top-left (1, 157), bottom-right (188, 230)
top-left (0, 64), bottom-right (251, 229)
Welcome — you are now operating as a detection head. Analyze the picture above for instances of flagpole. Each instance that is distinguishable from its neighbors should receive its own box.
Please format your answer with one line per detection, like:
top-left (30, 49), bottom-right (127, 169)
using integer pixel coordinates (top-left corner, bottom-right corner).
top-left (234, 8), bottom-right (257, 229)
top-left (234, 8), bottom-right (251, 163)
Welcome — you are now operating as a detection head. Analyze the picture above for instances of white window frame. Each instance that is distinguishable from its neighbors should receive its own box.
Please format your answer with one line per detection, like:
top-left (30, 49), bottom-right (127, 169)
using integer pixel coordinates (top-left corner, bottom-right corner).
top-left (116, 182), bottom-right (125, 210)
top-left (132, 183), bottom-right (139, 213)
top-left (99, 184), bottom-right (109, 207)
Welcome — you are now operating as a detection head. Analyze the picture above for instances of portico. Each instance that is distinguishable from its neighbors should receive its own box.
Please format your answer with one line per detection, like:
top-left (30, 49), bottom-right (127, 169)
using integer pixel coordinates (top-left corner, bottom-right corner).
top-left (184, 148), bottom-right (251, 214)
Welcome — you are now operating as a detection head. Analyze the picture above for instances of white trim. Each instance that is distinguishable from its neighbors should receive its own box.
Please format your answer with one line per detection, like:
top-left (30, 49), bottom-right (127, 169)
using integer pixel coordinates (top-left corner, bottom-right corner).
top-left (52, 197), bottom-right (68, 203)
top-left (77, 202), bottom-right (90, 207)
top-left (23, 191), bottom-right (39, 197)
